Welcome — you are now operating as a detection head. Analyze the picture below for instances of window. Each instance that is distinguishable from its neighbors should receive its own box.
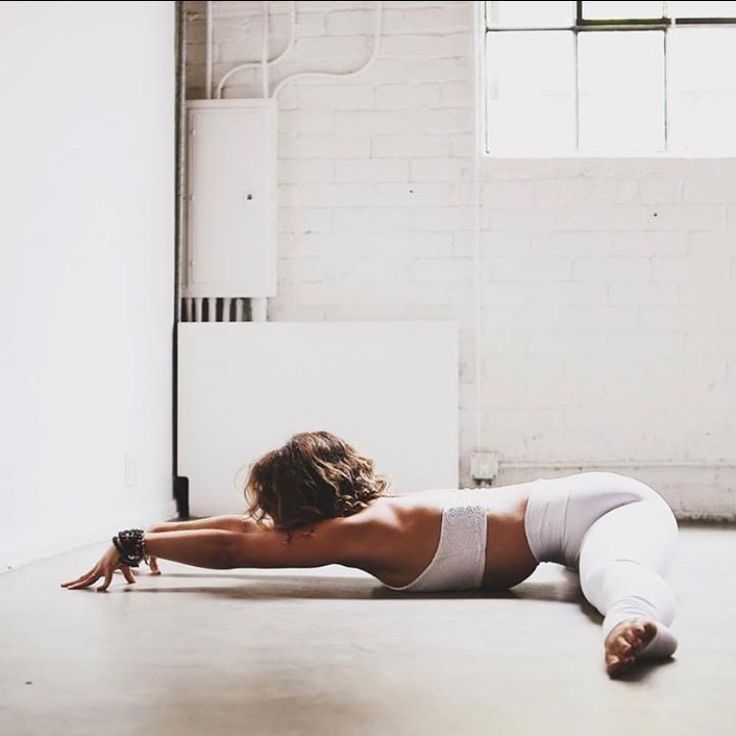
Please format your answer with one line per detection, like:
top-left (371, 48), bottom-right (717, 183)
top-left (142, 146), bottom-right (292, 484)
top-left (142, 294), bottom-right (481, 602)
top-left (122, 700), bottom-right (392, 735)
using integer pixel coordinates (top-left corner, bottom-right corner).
top-left (481, 1), bottom-right (736, 156)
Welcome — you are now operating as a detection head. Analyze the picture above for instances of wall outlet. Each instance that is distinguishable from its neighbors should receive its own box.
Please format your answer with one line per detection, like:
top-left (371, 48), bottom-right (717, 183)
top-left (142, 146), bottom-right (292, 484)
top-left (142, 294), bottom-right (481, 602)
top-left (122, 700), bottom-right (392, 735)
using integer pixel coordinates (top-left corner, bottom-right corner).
top-left (470, 452), bottom-right (500, 483)
top-left (124, 452), bottom-right (137, 488)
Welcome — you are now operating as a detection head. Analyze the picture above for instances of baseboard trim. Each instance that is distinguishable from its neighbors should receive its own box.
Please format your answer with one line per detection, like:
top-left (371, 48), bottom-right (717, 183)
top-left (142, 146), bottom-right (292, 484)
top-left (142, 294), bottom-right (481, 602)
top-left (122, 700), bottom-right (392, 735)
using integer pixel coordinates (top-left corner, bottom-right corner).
top-left (1, 497), bottom-right (179, 573)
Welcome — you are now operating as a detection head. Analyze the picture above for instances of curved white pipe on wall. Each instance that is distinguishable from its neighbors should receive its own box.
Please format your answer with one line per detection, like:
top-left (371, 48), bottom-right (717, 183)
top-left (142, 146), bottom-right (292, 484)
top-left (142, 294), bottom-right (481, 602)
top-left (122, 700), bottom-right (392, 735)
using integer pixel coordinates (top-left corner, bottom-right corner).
top-left (205, 1), bottom-right (213, 99)
top-left (472, 1), bottom-right (483, 455)
top-left (271, 1), bottom-right (383, 98)
top-left (215, 1), bottom-right (296, 99)
top-left (261, 1), bottom-right (269, 99)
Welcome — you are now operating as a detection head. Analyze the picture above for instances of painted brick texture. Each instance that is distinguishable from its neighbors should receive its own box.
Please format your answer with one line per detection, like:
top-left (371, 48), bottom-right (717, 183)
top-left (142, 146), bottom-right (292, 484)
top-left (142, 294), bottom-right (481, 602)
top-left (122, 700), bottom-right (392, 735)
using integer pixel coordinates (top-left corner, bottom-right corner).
top-left (186, 1), bottom-right (736, 511)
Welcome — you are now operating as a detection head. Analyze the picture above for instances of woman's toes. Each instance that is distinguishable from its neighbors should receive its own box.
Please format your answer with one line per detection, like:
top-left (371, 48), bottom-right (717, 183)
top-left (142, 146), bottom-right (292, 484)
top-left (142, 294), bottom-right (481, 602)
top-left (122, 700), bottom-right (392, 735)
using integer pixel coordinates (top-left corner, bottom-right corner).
top-left (606, 651), bottom-right (636, 677)
top-left (632, 620), bottom-right (657, 649)
top-left (606, 654), bottom-right (630, 676)
top-left (642, 620), bottom-right (658, 640)
top-left (619, 618), bottom-right (657, 650)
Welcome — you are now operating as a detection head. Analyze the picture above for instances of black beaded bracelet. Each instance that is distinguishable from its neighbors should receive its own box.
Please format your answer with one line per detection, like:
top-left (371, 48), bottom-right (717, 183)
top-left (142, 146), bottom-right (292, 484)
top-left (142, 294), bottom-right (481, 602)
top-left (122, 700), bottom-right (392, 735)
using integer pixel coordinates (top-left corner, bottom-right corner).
top-left (112, 528), bottom-right (148, 568)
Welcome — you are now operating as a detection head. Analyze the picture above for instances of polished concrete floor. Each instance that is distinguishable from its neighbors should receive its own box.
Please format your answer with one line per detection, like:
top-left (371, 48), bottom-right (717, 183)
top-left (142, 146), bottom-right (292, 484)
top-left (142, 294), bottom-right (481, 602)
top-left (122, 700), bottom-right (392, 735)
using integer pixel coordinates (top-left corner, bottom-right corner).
top-left (1, 524), bottom-right (734, 736)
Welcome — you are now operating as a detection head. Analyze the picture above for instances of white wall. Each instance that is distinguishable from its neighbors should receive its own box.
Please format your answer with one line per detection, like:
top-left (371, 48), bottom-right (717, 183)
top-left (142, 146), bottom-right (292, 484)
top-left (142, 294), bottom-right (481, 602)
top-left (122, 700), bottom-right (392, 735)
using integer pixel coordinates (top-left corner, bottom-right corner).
top-left (0, 1), bottom-right (177, 569)
top-left (186, 1), bottom-right (736, 518)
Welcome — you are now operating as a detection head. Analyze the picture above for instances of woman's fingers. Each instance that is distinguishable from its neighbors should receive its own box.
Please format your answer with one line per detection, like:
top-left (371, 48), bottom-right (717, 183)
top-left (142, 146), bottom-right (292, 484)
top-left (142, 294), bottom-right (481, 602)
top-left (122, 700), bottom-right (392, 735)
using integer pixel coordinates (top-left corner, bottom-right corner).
top-left (148, 556), bottom-right (161, 575)
top-left (97, 568), bottom-right (114, 592)
top-left (61, 567), bottom-right (97, 588)
top-left (66, 570), bottom-right (102, 590)
top-left (62, 566), bottom-right (137, 591)
top-left (61, 541), bottom-right (156, 591)
top-left (62, 566), bottom-right (96, 586)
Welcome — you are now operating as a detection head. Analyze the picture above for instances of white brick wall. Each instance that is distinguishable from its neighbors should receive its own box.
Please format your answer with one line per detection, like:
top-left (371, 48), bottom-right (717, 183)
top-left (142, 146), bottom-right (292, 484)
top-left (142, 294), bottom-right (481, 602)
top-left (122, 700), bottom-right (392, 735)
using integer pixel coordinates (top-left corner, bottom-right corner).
top-left (186, 1), bottom-right (736, 517)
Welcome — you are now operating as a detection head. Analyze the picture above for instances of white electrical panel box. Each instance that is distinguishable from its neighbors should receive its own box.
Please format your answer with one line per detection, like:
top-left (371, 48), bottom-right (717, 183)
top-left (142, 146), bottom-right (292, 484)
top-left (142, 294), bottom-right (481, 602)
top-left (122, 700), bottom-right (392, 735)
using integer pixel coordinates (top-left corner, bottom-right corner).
top-left (185, 99), bottom-right (277, 298)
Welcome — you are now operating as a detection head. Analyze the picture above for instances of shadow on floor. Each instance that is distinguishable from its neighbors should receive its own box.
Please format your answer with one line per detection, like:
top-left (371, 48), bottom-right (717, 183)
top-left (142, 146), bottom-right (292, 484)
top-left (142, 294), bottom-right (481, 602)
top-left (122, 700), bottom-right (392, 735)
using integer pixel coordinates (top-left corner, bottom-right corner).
top-left (109, 567), bottom-right (593, 605)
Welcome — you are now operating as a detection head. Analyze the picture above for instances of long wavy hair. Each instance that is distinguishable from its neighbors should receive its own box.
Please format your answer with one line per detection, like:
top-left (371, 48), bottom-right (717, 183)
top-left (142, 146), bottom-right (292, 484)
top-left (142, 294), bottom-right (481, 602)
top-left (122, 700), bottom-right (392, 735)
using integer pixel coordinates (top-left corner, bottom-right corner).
top-left (243, 431), bottom-right (392, 539)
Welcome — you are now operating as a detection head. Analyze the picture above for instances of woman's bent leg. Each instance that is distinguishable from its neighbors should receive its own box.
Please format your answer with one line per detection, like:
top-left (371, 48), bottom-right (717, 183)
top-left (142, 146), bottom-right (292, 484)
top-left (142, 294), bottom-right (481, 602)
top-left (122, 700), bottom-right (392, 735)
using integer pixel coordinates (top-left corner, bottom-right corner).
top-left (578, 490), bottom-right (680, 661)
top-left (524, 471), bottom-right (657, 568)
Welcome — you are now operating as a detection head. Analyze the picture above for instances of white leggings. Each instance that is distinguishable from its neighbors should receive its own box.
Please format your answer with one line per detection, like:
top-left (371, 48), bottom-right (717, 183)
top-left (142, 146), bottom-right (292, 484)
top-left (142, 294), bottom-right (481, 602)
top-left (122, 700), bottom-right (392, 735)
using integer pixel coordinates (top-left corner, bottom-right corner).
top-left (523, 472), bottom-right (679, 658)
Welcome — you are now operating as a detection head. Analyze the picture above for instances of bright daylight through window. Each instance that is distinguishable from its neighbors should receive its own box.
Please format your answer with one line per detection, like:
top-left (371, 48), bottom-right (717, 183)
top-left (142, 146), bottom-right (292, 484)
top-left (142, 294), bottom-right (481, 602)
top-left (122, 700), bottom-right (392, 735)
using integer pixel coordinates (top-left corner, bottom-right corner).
top-left (482, 1), bottom-right (736, 156)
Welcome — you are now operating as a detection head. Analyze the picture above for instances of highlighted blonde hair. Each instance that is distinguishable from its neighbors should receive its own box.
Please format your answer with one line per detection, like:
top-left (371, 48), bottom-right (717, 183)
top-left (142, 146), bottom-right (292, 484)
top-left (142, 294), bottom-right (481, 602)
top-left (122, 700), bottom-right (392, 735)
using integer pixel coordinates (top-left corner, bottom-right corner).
top-left (244, 431), bottom-right (391, 538)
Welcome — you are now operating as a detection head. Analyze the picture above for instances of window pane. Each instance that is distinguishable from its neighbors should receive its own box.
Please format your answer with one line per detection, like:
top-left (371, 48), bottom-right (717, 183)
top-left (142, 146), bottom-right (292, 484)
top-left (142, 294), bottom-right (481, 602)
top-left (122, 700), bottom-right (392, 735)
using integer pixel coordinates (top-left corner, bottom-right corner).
top-left (667, 28), bottom-right (736, 154)
top-left (486, 31), bottom-right (575, 155)
top-left (582, 2), bottom-right (665, 19)
top-left (486, 1), bottom-right (574, 28)
top-left (668, 1), bottom-right (736, 18)
top-left (578, 31), bottom-right (665, 153)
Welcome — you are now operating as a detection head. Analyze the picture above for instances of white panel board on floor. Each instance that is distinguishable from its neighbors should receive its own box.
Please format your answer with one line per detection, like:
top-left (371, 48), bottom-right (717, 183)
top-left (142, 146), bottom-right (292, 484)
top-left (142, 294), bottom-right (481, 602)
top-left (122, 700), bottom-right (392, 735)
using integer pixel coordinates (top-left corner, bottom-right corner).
top-left (177, 322), bottom-right (458, 517)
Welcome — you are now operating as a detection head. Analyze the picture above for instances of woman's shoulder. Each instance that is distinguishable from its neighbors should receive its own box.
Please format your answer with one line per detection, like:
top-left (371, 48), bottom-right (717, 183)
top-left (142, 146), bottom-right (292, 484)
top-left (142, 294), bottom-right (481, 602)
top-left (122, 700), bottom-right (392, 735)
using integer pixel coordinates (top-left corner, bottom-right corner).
top-left (333, 493), bottom-right (442, 569)
top-left (337, 492), bottom-right (455, 582)
top-left (350, 490), bottom-right (446, 521)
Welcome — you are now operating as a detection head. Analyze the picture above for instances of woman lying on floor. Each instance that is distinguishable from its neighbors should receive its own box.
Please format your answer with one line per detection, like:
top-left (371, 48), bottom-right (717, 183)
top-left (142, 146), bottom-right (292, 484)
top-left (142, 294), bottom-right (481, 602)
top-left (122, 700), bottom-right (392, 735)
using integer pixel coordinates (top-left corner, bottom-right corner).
top-left (61, 430), bottom-right (680, 678)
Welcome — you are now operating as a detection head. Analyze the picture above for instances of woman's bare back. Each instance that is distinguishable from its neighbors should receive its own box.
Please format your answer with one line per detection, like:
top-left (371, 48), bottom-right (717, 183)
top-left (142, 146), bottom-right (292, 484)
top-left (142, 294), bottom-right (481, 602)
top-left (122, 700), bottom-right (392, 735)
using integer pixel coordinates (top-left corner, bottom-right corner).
top-left (343, 481), bottom-right (541, 591)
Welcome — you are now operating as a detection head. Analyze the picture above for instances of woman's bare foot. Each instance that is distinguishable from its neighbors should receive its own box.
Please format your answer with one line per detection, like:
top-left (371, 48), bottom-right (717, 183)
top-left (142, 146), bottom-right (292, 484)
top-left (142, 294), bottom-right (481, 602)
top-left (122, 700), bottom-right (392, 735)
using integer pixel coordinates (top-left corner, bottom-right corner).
top-left (604, 617), bottom-right (658, 677)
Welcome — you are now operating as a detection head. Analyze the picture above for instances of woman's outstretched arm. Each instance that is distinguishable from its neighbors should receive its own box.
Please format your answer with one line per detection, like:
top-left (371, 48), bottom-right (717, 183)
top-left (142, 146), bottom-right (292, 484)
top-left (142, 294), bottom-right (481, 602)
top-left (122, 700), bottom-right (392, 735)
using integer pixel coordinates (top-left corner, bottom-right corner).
top-left (61, 519), bottom-right (362, 591)
top-left (140, 517), bottom-right (257, 574)
top-left (148, 518), bottom-right (358, 570)
top-left (148, 514), bottom-right (256, 535)
top-left (61, 529), bottom-right (245, 591)
top-left (143, 529), bottom-right (242, 569)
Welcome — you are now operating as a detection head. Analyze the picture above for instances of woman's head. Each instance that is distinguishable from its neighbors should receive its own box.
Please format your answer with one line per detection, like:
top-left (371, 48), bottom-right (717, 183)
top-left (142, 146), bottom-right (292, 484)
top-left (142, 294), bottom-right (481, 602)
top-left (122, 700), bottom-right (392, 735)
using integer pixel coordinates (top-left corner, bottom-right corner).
top-left (243, 431), bottom-right (390, 534)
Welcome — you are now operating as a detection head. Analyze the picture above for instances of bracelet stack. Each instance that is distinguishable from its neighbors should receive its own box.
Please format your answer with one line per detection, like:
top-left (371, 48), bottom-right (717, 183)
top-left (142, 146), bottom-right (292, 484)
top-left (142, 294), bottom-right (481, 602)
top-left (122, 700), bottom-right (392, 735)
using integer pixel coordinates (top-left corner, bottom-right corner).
top-left (112, 528), bottom-right (149, 568)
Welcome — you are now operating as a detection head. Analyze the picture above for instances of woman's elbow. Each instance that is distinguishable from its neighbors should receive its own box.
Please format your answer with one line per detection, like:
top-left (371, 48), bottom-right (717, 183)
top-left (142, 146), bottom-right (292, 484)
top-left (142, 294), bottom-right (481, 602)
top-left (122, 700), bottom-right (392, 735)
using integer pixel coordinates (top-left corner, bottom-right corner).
top-left (221, 533), bottom-right (249, 569)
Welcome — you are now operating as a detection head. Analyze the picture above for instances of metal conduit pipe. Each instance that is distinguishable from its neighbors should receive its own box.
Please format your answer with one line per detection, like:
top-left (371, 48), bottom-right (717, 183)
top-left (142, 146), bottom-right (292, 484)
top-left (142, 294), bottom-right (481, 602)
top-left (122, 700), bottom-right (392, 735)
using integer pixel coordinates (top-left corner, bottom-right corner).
top-left (215, 1), bottom-right (296, 99)
top-left (205, 1), bottom-right (213, 99)
top-left (271, 1), bottom-right (383, 98)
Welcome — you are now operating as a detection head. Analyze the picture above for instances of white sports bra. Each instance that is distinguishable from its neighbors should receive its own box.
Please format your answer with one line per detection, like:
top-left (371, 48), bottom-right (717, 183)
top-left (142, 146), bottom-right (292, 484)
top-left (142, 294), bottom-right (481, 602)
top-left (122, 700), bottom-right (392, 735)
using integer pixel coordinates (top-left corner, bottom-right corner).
top-left (383, 492), bottom-right (489, 593)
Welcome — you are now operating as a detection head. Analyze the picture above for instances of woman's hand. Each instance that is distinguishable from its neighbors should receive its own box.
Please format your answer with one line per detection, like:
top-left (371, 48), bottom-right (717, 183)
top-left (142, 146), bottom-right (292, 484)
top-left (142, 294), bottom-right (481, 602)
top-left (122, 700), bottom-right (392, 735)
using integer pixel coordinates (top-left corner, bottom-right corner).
top-left (147, 554), bottom-right (161, 575)
top-left (60, 543), bottom-right (138, 592)
top-left (144, 526), bottom-right (161, 574)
